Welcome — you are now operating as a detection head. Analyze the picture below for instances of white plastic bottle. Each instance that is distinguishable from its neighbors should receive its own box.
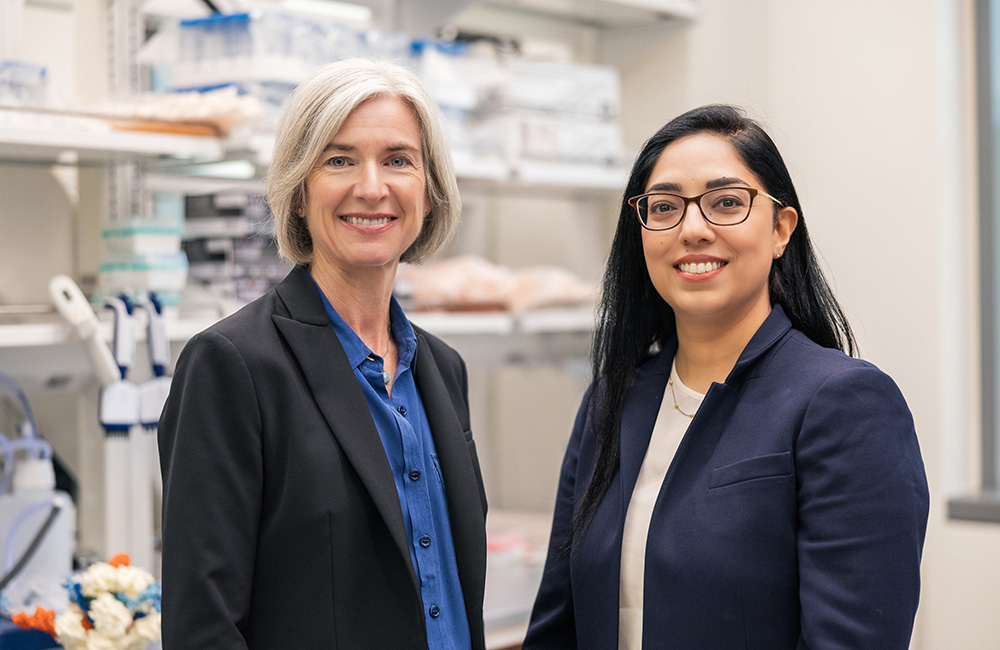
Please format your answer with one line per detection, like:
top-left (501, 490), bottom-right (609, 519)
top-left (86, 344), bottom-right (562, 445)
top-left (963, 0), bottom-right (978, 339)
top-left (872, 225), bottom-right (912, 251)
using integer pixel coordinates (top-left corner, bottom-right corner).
top-left (0, 457), bottom-right (75, 612)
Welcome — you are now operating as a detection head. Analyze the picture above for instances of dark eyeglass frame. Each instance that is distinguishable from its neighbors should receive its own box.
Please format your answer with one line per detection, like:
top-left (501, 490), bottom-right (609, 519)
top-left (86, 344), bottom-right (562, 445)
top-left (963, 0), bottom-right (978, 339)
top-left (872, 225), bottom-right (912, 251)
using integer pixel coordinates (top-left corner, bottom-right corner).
top-left (627, 187), bottom-right (784, 231)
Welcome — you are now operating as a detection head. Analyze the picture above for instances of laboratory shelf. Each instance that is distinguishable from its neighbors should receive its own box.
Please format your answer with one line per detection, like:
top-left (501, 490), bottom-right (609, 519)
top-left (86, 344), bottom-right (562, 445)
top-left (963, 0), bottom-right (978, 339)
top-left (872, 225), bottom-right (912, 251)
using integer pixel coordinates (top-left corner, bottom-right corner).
top-left (518, 307), bottom-right (596, 334)
top-left (410, 308), bottom-right (594, 367)
top-left (0, 306), bottom-right (593, 349)
top-left (0, 314), bottom-right (219, 349)
top-left (154, 131), bottom-right (624, 195)
top-left (454, 159), bottom-right (628, 196)
top-left (144, 173), bottom-right (265, 196)
top-left (410, 307), bottom-right (595, 337)
top-left (511, 160), bottom-right (628, 192)
top-left (0, 307), bottom-right (592, 394)
top-left (0, 117), bottom-right (223, 164)
top-left (455, 0), bottom-right (698, 30)
top-left (409, 311), bottom-right (518, 336)
top-left (472, 0), bottom-right (698, 29)
top-left (0, 307), bottom-right (592, 370)
top-left (450, 150), bottom-right (511, 183)
top-left (0, 311), bottom-right (221, 391)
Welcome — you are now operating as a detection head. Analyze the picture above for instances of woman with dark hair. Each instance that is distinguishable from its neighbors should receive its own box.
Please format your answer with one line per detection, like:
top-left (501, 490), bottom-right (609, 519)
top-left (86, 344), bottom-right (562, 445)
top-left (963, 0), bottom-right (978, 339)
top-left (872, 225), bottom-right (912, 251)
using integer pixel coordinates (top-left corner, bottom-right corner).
top-left (522, 104), bottom-right (928, 650)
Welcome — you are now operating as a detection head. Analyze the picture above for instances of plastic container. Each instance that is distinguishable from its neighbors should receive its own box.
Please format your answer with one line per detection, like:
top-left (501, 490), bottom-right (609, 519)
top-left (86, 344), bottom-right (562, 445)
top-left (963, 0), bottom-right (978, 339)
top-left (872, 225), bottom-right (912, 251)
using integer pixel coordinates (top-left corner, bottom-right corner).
top-left (102, 218), bottom-right (183, 256)
top-left (99, 251), bottom-right (189, 305)
top-left (169, 11), bottom-right (365, 88)
top-left (0, 459), bottom-right (75, 613)
top-left (170, 81), bottom-right (296, 118)
top-left (469, 109), bottom-right (626, 166)
top-left (498, 59), bottom-right (621, 119)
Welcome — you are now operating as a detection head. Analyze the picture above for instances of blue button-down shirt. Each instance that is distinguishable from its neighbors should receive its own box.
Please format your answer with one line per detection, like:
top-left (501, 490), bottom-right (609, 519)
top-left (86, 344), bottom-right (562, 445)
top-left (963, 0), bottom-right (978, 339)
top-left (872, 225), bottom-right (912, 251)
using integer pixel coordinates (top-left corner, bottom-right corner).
top-left (313, 278), bottom-right (471, 650)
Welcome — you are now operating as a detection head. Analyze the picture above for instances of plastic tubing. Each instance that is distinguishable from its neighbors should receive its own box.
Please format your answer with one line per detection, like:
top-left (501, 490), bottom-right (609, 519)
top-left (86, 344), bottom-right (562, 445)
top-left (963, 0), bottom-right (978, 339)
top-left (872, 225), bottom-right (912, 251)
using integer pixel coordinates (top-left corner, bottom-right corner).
top-left (0, 371), bottom-right (51, 496)
top-left (2, 497), bottom-right (61, 573)
top-left (0, 372), bottom-right (39, 440)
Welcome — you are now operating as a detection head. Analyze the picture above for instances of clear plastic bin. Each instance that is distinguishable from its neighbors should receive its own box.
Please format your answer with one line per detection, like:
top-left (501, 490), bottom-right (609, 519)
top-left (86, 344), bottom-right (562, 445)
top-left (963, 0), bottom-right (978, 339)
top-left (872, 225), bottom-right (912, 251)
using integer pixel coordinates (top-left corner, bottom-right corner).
top-left (164, 10), bottom-right (397, 88)
top-left (469, 109), bottom-right (626, 166)
top-left (497, 59), bottom-right (621, 119)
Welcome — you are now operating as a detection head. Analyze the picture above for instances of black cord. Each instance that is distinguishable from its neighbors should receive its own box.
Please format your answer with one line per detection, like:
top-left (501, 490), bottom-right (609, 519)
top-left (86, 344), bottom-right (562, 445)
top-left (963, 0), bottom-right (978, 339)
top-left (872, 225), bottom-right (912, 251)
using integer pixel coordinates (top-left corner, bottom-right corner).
top-left (201, 0), bottom-right (222, 14)
top-left (0, 504), bottom-right (63, 593)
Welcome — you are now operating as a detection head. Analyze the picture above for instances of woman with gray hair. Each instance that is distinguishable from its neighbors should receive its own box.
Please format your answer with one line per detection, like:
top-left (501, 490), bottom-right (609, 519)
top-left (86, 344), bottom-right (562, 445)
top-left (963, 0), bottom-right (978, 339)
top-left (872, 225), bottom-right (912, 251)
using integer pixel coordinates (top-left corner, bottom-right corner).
top-left (158, 58), bottom-right (487, 650)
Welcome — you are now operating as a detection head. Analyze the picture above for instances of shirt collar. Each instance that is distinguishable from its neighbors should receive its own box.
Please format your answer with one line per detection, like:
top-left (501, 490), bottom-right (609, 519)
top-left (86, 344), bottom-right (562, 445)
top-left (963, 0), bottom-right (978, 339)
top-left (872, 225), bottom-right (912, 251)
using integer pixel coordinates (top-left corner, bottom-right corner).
top-left (310, 272), bottom-right (417, 370)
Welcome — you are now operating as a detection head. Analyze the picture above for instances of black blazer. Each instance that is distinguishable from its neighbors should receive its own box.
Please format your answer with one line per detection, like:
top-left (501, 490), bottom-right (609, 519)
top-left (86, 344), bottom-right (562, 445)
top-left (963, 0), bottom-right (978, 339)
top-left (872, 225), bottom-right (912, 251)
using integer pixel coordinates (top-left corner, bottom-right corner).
top-left (525, 306), bottom-right (928, 650)
top-left (158, 266), bottom-right (488, 650)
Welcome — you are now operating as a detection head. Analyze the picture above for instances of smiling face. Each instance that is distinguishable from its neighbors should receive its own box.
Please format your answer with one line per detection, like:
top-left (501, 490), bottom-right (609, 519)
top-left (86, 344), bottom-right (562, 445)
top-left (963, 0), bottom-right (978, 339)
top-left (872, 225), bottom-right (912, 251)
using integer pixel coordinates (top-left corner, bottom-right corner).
top-left (640, 132), bottom-right (797, 332)
top-left (302, 95), bottom-right (428, 283)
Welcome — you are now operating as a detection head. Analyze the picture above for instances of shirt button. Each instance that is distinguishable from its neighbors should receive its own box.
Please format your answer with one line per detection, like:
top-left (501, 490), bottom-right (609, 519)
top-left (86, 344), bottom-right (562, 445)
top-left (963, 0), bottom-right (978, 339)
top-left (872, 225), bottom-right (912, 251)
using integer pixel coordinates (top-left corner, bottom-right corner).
top-left (420, 535), bottom-right (432, 548)
top-left (429, 605), bottom-right (440, 618)
top-left (397, 405), bottom-right (407, 416)
top-left (409, 468), bottom-right (421, 481)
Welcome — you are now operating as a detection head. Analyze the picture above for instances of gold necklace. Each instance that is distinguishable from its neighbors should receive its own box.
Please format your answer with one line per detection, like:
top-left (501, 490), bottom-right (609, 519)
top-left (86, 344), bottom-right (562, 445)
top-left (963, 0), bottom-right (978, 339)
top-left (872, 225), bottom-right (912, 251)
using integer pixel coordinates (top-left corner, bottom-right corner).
top-left (668, 377), bottom-right (696, 419)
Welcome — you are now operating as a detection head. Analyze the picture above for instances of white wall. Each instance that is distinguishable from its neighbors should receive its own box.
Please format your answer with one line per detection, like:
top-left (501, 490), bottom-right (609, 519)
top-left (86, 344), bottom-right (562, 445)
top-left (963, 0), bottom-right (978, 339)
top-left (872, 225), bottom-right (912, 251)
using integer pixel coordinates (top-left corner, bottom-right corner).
top-left (619, 0), bottom-right (998, 647)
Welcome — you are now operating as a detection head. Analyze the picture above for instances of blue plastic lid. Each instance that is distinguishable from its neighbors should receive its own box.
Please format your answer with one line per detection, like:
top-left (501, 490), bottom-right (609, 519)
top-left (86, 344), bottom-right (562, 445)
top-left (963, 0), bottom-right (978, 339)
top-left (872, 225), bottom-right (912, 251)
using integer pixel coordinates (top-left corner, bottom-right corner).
top-left (180, 11), bottom-right (251, 27)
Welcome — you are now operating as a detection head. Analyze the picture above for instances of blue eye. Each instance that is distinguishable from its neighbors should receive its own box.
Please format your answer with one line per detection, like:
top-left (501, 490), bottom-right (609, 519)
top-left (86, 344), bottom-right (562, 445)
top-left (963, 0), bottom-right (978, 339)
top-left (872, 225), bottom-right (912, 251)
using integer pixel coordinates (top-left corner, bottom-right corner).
top-left (327, 156), bottom-right (348, 167)
top-left (389, 156), bottom-right (409, 167)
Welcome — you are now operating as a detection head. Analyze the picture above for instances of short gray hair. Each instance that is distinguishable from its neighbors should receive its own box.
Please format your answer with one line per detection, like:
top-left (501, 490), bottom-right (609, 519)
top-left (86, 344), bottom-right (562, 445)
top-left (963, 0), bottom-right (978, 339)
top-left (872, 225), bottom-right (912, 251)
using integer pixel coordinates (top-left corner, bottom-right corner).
top-left (266, 58), bottom-right (461, 265)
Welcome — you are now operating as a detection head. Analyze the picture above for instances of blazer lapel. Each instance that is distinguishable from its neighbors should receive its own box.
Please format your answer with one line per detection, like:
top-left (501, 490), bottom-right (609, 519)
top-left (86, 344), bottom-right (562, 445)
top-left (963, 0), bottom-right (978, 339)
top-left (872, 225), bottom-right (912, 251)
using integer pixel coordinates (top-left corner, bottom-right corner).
top-left (645, 307), bottom-right (794, 508)
top-left (272, 268), bottom-right (416, 587)
top-left (412, 334), bottom-right (487, 621)
top-left (619, 347), bottom-right (673, 513)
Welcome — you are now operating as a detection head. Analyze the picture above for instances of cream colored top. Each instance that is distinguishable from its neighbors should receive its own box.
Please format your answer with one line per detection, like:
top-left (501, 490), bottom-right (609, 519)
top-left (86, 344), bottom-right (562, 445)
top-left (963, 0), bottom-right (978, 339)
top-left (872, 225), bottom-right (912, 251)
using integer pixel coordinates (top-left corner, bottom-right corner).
top-left (618, 361), bottom-right (705, 650)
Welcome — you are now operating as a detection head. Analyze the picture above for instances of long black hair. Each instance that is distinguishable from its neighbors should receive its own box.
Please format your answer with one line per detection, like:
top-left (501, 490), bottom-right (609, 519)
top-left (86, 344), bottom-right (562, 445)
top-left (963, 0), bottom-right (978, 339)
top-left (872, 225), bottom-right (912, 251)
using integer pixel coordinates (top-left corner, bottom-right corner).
top-left (569, 104), bottom-right (856, 541)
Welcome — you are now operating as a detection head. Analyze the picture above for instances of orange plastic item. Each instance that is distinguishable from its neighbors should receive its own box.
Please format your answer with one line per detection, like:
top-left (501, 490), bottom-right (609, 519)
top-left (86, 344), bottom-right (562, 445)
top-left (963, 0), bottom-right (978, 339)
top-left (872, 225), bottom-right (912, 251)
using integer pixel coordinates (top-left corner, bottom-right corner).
top-left (11, 606), bottom-right (56, 636)
top-left (108, 553), bottom-right (131, 568)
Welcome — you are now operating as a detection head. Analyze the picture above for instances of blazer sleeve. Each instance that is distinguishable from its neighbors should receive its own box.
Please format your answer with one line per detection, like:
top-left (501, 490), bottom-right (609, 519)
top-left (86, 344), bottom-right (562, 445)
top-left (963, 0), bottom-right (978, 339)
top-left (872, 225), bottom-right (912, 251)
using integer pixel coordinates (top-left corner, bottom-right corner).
top-left (794, 365), bottom-right (929, 649)
top-left (158, 330), bottom-right (263, 650)
top-left (522, 388), bottom-right (592, 650)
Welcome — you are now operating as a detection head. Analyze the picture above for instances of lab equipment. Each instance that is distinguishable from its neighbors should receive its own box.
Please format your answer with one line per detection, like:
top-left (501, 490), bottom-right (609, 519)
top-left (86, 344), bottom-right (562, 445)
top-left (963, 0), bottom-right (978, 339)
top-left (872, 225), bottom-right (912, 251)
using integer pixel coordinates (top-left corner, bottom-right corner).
top-left (135, 294), bottom-right (169, 572)
top-left (48, 275), bottom-right (119, 387)
top-left (100, 296), bottom-right (140, 569)
top-left (49, 276), bottom-right (157, 567)
top-left (0, 373), bottom-right (74, 615)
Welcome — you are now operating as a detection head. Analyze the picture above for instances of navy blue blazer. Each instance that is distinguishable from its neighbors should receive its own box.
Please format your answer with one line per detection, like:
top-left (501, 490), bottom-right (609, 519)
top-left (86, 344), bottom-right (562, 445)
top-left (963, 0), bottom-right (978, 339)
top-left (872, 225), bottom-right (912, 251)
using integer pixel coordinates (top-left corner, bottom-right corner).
top-left (524, 306), bottom-right (929, 650)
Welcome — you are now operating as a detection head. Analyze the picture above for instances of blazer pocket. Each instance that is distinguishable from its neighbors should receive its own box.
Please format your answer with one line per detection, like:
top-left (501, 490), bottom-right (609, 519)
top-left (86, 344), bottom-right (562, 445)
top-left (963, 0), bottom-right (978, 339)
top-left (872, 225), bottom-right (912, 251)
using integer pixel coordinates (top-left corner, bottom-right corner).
top-left (709, 451), bottom-right (793, 489)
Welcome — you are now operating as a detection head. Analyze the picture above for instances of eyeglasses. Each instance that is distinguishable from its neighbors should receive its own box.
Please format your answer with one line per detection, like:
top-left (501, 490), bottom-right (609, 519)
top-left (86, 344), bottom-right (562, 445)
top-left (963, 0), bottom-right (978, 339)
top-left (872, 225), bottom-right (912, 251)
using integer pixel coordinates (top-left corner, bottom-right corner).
top-left (627, 187), bottom-right (783, 231)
